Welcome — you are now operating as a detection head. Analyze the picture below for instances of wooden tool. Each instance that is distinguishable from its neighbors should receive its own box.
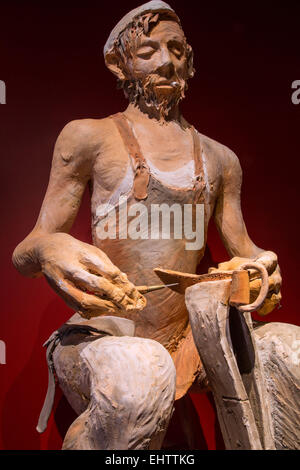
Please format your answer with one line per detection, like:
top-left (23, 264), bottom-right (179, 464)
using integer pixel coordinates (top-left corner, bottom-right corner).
top-left (136, 283), bottom-right (179, 294)
top-left (153, 268), bottom-right (251, 307)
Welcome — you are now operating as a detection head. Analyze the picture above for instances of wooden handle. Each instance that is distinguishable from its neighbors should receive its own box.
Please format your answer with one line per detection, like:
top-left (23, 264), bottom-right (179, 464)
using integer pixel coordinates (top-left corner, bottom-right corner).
top-left (229, 270), bottom-right (250, 307)
top-left (137, 284), bottom-right (179, 294)
top-left (153, 265), bottom-right (268, 311)
top-left (237, 262), bottom-right (269, 313)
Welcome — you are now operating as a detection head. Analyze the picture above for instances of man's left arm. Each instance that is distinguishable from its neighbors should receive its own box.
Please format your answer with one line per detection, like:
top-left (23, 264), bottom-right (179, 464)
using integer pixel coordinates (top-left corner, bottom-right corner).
top-left (213, 147), bottom-right (282, 315)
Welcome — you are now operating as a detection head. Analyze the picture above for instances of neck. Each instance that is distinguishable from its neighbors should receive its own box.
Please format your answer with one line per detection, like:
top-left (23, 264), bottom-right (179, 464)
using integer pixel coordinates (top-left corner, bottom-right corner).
top-left (125, 98), bottom-right (181, 125)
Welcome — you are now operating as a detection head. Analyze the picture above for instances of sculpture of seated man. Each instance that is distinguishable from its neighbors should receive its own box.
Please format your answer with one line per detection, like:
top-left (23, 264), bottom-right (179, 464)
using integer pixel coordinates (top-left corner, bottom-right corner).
top-left (12, 1), bottom-right (299, 450)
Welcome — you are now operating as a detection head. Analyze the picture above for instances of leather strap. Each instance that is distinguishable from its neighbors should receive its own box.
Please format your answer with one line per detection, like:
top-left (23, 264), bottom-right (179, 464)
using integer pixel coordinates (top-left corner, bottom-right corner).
top-left (36, 331), bottom-right (60, 433)
top-left (189, 126), bottom-right (205, 193)
top-left (36, 316), bottom-right (136, 434)
top-left (111, 113), bottom-right (205, 198)
top-left (111, 113), bottom-right (150, 200)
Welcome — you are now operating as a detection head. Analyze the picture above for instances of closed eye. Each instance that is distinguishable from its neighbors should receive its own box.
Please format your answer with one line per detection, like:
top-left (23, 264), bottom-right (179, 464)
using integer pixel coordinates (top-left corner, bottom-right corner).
top-left (137, 45), bottom-right (157, 59)
top-left (168, 41), bottom-right (184, 59)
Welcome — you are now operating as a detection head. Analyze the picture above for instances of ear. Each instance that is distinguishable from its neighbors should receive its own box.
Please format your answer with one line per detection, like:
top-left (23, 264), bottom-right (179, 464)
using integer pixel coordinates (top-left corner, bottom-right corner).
top-left (105, 51), bottom-right (127, 81)
top-left (186, 44), bottom-right (195, 79)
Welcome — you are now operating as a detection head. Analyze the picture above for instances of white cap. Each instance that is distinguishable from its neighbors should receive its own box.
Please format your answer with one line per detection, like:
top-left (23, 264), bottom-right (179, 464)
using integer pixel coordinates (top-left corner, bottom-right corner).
top-left (103, 1), bottom-right (180, 57)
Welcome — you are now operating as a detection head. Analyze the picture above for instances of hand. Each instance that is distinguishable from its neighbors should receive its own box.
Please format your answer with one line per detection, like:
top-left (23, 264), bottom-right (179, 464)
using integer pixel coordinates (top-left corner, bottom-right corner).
top-left (209, 251), bottom-right (282, 315)
top-left (36, 232), bottom-right (147, 318)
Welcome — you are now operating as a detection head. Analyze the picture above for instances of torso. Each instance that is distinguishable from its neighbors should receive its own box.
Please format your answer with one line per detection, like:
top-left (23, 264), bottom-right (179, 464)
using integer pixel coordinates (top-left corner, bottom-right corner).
top-left (82, 114), bottom-right (225, 350)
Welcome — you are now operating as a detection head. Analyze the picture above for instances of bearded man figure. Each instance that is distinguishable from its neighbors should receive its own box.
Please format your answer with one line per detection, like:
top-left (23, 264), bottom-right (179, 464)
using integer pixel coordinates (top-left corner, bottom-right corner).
top-left (12, 1), bottom-right (299, 450)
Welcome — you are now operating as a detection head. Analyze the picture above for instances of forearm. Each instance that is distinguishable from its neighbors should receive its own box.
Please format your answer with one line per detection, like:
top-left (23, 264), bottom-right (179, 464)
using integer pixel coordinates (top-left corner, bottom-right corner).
top-left (215, 209), bottom-right (262, 260)
top-left (214, 199), bottom-right (279, 275)
top-left (213, 146), bottom-right (281, 315)
top-left (221, 231), bottom-right (262, 259)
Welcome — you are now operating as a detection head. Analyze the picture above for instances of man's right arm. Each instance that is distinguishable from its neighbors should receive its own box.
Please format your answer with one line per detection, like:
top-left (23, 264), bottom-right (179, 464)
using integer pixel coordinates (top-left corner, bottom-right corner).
top-left (12, 120), bottom-right (146, 318)
top-left (12, 119), bottom-right (93, 277)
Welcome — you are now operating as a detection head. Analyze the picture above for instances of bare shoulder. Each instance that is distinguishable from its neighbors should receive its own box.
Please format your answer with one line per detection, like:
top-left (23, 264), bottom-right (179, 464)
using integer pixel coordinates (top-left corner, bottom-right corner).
top-left (53, 117), bottom-right (114, 170)
top-left (56, 117), bottom-right (112, 155)
top-left (197, 131), bottom-right (242, 178)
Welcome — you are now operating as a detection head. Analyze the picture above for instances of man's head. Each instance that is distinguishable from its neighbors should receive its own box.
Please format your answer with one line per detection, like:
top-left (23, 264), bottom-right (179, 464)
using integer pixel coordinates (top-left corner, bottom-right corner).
top-left (104, 2), bottom-right (195, 119)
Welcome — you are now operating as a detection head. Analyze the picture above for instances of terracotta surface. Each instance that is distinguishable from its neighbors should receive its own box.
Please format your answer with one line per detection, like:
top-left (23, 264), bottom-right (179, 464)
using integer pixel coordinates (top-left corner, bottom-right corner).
top-left (11, 2), bottom-right (295, 450)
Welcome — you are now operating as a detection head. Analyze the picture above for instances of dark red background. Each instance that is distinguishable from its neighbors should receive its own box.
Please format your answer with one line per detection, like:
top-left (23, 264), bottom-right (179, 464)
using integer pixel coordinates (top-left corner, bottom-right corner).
top-left (1, 0), bottom-right (299, 450)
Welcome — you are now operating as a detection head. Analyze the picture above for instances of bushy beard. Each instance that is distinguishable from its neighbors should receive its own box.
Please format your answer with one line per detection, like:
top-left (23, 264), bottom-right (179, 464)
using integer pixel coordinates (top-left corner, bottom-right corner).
top-left (123, 74), bottom-right (187, 121)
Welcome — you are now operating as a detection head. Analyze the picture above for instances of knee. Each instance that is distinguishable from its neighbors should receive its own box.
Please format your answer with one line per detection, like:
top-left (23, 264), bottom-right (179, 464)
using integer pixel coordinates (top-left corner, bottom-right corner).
top-left (81, 336), bottom-right (176, 407)
top-left (79, 336), bottom-right (176, 449)
top-left (254, 322), bottom-right (300, 372)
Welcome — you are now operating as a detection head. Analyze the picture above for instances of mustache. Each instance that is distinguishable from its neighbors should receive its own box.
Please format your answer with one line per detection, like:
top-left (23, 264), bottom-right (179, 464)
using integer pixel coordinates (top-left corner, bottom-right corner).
top-left (143, 73), bottom-right (183, 88)
top-left (121, 72), bottom-right (188, 120)
top-left (143, 73), bottom-right (186, 103)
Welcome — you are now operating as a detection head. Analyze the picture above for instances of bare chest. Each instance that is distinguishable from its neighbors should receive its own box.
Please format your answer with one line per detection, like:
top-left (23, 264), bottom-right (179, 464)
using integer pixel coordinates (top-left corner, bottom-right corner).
top-left (91, 121), bottom-right (221, 204)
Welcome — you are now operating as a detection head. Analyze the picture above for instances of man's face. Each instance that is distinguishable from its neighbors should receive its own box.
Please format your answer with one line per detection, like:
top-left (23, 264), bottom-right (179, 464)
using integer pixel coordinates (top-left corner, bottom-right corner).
top-left (129, 20), bottom-right (188, 88)
top-left (124, 20), bottom-right (189, 116)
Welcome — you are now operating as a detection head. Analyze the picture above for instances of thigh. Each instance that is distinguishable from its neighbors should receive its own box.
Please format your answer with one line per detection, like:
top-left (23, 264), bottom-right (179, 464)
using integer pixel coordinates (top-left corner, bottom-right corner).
top-left (80, 335), bottom-right (176, 411)
top-left (72, 335), bottom-right (176, 450)
top-left (53, 334), bottom-right (177, 431)
top-left (53, 332), bottom-right (99, 415)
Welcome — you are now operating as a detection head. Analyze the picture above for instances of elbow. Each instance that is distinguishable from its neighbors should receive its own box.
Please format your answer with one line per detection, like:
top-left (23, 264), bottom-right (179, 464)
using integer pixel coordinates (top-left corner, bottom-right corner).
top-left (12, 243), bottom-right (42, 278)
top-left (12, 244), bottom-right (29, 277)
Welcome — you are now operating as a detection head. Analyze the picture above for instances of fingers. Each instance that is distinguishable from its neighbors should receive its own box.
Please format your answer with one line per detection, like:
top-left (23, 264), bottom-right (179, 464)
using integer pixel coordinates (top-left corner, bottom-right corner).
top-left (269, 268), bottom-right (282, 293)
top-left (40, 239), bottom-right (147, 317)
top-left (44, 272), bottom-right (119, 318)
top-left (67, 269), bottom-right (146, 312)
top-left (217, 253), bottom-right (279, 278)
top-left (249, 265), bottom-right (282, 315)
top-left (112, 271), bottom-right (146, 306)
top-left (209, 254), bottom-right (282, 317)
top-left (249, 268), bottom-right (282, 301)
top-left (43, 255), bottom-right (146, 317)
top-left (254, 251), bottom-right (278, 276)
top-left (79, 246), bottom-right (121, 278)
top-left (217, 257), bottom-right (251, 272)
top-left (79, 248), bottom-right (146, 310)
top-left (257, 292), bottom-right (282, 316)
top-left (109, 271), bottom-right (147, 311)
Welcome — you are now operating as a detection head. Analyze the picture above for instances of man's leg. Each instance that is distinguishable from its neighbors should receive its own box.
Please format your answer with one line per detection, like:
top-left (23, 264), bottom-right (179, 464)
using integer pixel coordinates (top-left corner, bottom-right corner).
top-left (53, 335), bottom-right (176, 450)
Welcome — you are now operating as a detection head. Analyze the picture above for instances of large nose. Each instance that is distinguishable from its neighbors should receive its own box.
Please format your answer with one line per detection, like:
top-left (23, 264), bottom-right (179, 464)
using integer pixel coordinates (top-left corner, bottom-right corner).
top-left (157, 46), bottom-right (175, 78)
